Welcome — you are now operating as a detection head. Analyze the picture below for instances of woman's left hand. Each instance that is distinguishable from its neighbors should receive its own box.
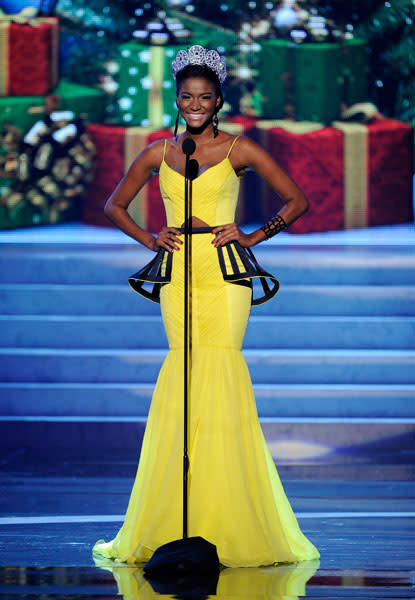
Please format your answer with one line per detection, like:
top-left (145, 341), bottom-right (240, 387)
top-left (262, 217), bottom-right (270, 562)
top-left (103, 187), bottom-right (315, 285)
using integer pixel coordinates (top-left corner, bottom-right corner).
top-left (211, 223), bottom-right (254, 248)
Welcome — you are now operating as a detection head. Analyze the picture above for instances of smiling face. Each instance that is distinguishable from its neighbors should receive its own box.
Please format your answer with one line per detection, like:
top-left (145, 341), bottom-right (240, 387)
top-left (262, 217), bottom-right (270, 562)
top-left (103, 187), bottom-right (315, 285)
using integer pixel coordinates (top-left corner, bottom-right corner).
top-left (176, 77), bottom-right (221, 129)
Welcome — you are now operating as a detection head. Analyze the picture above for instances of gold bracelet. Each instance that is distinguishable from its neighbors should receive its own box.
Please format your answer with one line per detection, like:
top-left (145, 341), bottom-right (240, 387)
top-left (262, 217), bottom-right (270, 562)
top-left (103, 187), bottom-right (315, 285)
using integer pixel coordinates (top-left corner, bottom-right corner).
top-left (261, 214), bottom-right (288, 239)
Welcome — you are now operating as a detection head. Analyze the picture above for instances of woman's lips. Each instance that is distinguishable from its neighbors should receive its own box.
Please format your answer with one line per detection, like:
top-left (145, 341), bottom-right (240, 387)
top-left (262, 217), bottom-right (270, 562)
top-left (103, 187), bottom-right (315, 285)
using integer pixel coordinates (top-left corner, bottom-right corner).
top-left (186, 113), bottom-right (204, 121)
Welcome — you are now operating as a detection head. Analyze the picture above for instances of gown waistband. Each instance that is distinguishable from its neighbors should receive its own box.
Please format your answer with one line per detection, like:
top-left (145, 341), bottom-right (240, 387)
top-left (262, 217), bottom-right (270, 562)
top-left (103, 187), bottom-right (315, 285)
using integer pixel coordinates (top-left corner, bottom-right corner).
top-left (177, 226), bottom-right (216, 234)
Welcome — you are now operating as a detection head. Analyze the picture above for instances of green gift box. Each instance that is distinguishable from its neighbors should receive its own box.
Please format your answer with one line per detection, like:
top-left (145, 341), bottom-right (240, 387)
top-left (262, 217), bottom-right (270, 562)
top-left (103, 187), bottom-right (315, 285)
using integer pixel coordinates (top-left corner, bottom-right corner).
top-left (53, 81), bottom-right (108, 123)
top-left (117, 43), bottom-right (184, 128)
top-left (0, 81), bottom-right (107, 135)
top-left (259, 38), bottom-right (368, 123)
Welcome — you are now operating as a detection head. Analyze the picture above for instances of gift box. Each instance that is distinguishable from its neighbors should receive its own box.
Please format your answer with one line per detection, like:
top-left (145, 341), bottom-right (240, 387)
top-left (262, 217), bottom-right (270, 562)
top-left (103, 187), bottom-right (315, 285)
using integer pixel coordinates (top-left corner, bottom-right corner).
top-left (333, 119), bottom-right (413, 229)
top-left (52, 81), bottom-right (108, 124)
top-left (116, 42), bottom-right (188, 129)
top-left (84, 124), bottom-right (171, 233)
top-left (259, 39), bottom-right (368, 124)
top-left (255, 120), bottom-right (337, 228)
top-left (223, 116), bottom-right (262, 224)
top-left (255, 118), bottom-right (413, 233)
top-left (0, 81), bottom-right (108, 136)
top-left (0, 14), bottom-right (59, 96)
top-left (227, 115), bottom-right (258, 136)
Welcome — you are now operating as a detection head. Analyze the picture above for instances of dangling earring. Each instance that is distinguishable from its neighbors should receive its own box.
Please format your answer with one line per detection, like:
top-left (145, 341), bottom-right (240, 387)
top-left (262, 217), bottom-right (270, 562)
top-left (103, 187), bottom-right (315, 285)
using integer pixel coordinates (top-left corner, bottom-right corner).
top-left (212, 113), bottom-right (219, 138)
top-left (174, 110), bottom-right (180, 140)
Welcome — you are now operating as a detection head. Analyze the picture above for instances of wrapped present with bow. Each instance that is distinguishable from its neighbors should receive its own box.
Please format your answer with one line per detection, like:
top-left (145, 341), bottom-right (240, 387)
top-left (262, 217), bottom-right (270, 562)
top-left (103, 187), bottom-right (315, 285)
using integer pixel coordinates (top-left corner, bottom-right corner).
top-left (84, 124), bottom-right (171, 233)
top-left (259, 38), bottom-right (368, 124)
top-left (254, 117), bottom-right (413, 233)
top-left (0, 7), bottom-right (59, 96)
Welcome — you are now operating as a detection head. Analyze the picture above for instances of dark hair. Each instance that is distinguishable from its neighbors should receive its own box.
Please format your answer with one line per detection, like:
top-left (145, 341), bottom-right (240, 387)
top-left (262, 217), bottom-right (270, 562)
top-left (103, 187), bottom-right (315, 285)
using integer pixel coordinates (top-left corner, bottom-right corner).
top-left (175, 64), bottom-right (224, 113)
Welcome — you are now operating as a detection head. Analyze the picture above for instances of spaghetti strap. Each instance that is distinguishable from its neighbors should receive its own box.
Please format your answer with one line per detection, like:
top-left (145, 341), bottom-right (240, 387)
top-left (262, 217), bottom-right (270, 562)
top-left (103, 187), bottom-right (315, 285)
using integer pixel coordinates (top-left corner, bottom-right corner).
top-left (162, 139), bottom-right (167, 160)
top-left (227, 136), bottom-right (240, 158)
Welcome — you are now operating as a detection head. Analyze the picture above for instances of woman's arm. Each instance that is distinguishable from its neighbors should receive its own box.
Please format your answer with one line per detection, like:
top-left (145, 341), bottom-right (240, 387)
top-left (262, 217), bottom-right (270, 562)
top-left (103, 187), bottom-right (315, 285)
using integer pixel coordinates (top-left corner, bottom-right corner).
top-left (103, 139), bottom-right (183, 253)
top-left (103, 140), bottom-right (162, 250)
top-left (212, 136), bottom-right (309, 248)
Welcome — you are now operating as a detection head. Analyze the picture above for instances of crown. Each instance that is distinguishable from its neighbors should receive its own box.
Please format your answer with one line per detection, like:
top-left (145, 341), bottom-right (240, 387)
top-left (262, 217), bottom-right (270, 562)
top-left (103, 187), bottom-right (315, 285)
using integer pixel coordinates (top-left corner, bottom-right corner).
top-left (171, 45), bottom-right (227, 84)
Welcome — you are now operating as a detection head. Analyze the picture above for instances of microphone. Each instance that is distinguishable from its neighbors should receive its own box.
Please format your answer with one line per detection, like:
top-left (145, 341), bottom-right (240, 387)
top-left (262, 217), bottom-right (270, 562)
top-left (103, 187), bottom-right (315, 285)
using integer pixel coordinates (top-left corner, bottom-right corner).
top-left (182, 137), bottom-right (195, 156)
top-left (188, 159), bottom-right (199, 181)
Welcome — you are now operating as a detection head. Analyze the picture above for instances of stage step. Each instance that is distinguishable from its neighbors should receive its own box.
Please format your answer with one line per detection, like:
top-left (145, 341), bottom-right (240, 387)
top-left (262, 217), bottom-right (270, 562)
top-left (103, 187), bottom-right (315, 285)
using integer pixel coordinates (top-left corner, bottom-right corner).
top-left (1, 315), bottom-right (414, 350)
top-left (1, 284), bottom-right (415, 316)
top-left (1, 244), bottom-right (415, 285)
top-left (1, 383), bottom-right (414, 418)
top-left (0, 348), bottom-right (414, 384)
top-left (0, 417), bottom-right (413, 461)
top-left (1, 226), bottom-right (414, 457)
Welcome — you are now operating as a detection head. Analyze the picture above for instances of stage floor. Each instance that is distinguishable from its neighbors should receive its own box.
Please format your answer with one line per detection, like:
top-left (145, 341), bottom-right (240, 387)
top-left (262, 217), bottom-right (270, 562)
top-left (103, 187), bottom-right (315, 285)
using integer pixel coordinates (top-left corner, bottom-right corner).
top-left (1, 447), bottom-right (414, 598)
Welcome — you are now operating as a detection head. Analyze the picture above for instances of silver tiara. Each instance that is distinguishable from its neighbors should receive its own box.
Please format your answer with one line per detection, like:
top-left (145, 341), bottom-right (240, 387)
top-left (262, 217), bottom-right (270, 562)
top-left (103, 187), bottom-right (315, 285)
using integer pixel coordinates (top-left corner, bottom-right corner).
top-left (171, 45), bottom-right (227, 84)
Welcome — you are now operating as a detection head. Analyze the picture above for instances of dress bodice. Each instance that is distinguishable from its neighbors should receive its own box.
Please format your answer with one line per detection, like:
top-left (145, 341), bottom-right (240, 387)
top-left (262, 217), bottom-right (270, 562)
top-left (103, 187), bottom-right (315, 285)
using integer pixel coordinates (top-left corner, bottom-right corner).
top-left (159, 137), bottom-right (241, 226)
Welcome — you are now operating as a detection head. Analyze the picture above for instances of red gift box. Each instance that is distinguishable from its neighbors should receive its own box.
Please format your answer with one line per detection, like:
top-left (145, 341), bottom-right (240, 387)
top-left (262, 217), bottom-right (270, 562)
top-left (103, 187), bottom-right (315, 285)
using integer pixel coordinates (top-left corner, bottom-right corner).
top-left (256, 118), bottom-right (413, 233)
top-left (366, 119), bottom-right (413, 227)
top-left (227, 115), bottom-right (258, 135)
top-left (223, 116), bottom-right (263, 224)
top-left (84, 124), bottom-right (171, 233)
top-left (0, 17), bottom-right (59, 96)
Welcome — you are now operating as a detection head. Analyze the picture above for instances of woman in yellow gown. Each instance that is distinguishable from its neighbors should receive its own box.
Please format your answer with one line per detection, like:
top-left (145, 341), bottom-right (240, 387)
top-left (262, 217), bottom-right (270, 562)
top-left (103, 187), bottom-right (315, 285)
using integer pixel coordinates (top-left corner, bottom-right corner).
top-left (92, 46), bottom-right (320, 568)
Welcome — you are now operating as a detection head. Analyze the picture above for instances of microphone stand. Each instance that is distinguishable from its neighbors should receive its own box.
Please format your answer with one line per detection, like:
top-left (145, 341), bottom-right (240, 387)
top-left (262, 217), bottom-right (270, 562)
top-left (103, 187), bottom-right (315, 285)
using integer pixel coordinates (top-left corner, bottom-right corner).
top-left (182, 141), bottom-right (192, 539)
top-left (143, 137), bottom-right (219, 582)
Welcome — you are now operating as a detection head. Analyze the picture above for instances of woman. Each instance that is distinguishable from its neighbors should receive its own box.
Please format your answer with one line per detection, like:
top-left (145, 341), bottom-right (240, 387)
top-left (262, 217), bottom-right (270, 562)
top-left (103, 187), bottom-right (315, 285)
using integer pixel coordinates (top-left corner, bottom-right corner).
top-left (92, 45), bottom-right (320, 567)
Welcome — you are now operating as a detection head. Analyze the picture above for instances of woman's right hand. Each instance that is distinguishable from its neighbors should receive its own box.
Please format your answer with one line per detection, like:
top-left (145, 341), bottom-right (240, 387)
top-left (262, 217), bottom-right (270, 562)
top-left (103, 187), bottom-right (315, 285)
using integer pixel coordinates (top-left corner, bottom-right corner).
top-left (153, 226), bottom-right (183, 253)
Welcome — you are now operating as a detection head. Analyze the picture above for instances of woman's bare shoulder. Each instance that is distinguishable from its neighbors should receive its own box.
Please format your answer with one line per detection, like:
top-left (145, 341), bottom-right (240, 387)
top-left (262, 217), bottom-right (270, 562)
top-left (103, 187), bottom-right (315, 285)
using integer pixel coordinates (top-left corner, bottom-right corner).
top-left (133, 137), bottom-right (175, 170)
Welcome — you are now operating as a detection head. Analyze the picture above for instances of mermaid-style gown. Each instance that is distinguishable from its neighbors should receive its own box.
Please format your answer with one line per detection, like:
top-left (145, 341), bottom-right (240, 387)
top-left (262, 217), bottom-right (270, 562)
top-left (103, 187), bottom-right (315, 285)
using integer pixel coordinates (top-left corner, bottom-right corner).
top-left (92, 137), bottom-right (320, 568)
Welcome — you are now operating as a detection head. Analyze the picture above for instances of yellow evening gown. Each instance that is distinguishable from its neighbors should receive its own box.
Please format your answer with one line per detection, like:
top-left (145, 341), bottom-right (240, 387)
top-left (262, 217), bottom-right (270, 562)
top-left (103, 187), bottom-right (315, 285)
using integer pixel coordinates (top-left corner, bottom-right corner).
top-left (92, 136), bottom-right (320, 567)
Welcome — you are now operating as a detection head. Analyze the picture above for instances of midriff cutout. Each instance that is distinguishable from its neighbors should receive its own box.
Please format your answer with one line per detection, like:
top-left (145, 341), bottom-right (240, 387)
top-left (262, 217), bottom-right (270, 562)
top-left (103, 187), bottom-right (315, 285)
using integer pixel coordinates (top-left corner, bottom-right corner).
top-left (180, 216), bottom-right (211, 228)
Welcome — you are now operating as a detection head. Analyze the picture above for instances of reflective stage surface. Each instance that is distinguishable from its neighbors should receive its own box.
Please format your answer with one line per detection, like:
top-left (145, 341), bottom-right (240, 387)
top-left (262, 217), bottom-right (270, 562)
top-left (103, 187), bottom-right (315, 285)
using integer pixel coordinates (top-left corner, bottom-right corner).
top-left (1, 447), bottom-right (414, 599)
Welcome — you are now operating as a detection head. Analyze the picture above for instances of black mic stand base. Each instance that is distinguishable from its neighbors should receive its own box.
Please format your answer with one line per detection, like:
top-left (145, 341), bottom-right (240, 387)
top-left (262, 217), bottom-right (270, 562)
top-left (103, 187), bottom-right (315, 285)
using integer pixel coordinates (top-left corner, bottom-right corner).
top-left (143, 535), bottom-right (220, 575)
